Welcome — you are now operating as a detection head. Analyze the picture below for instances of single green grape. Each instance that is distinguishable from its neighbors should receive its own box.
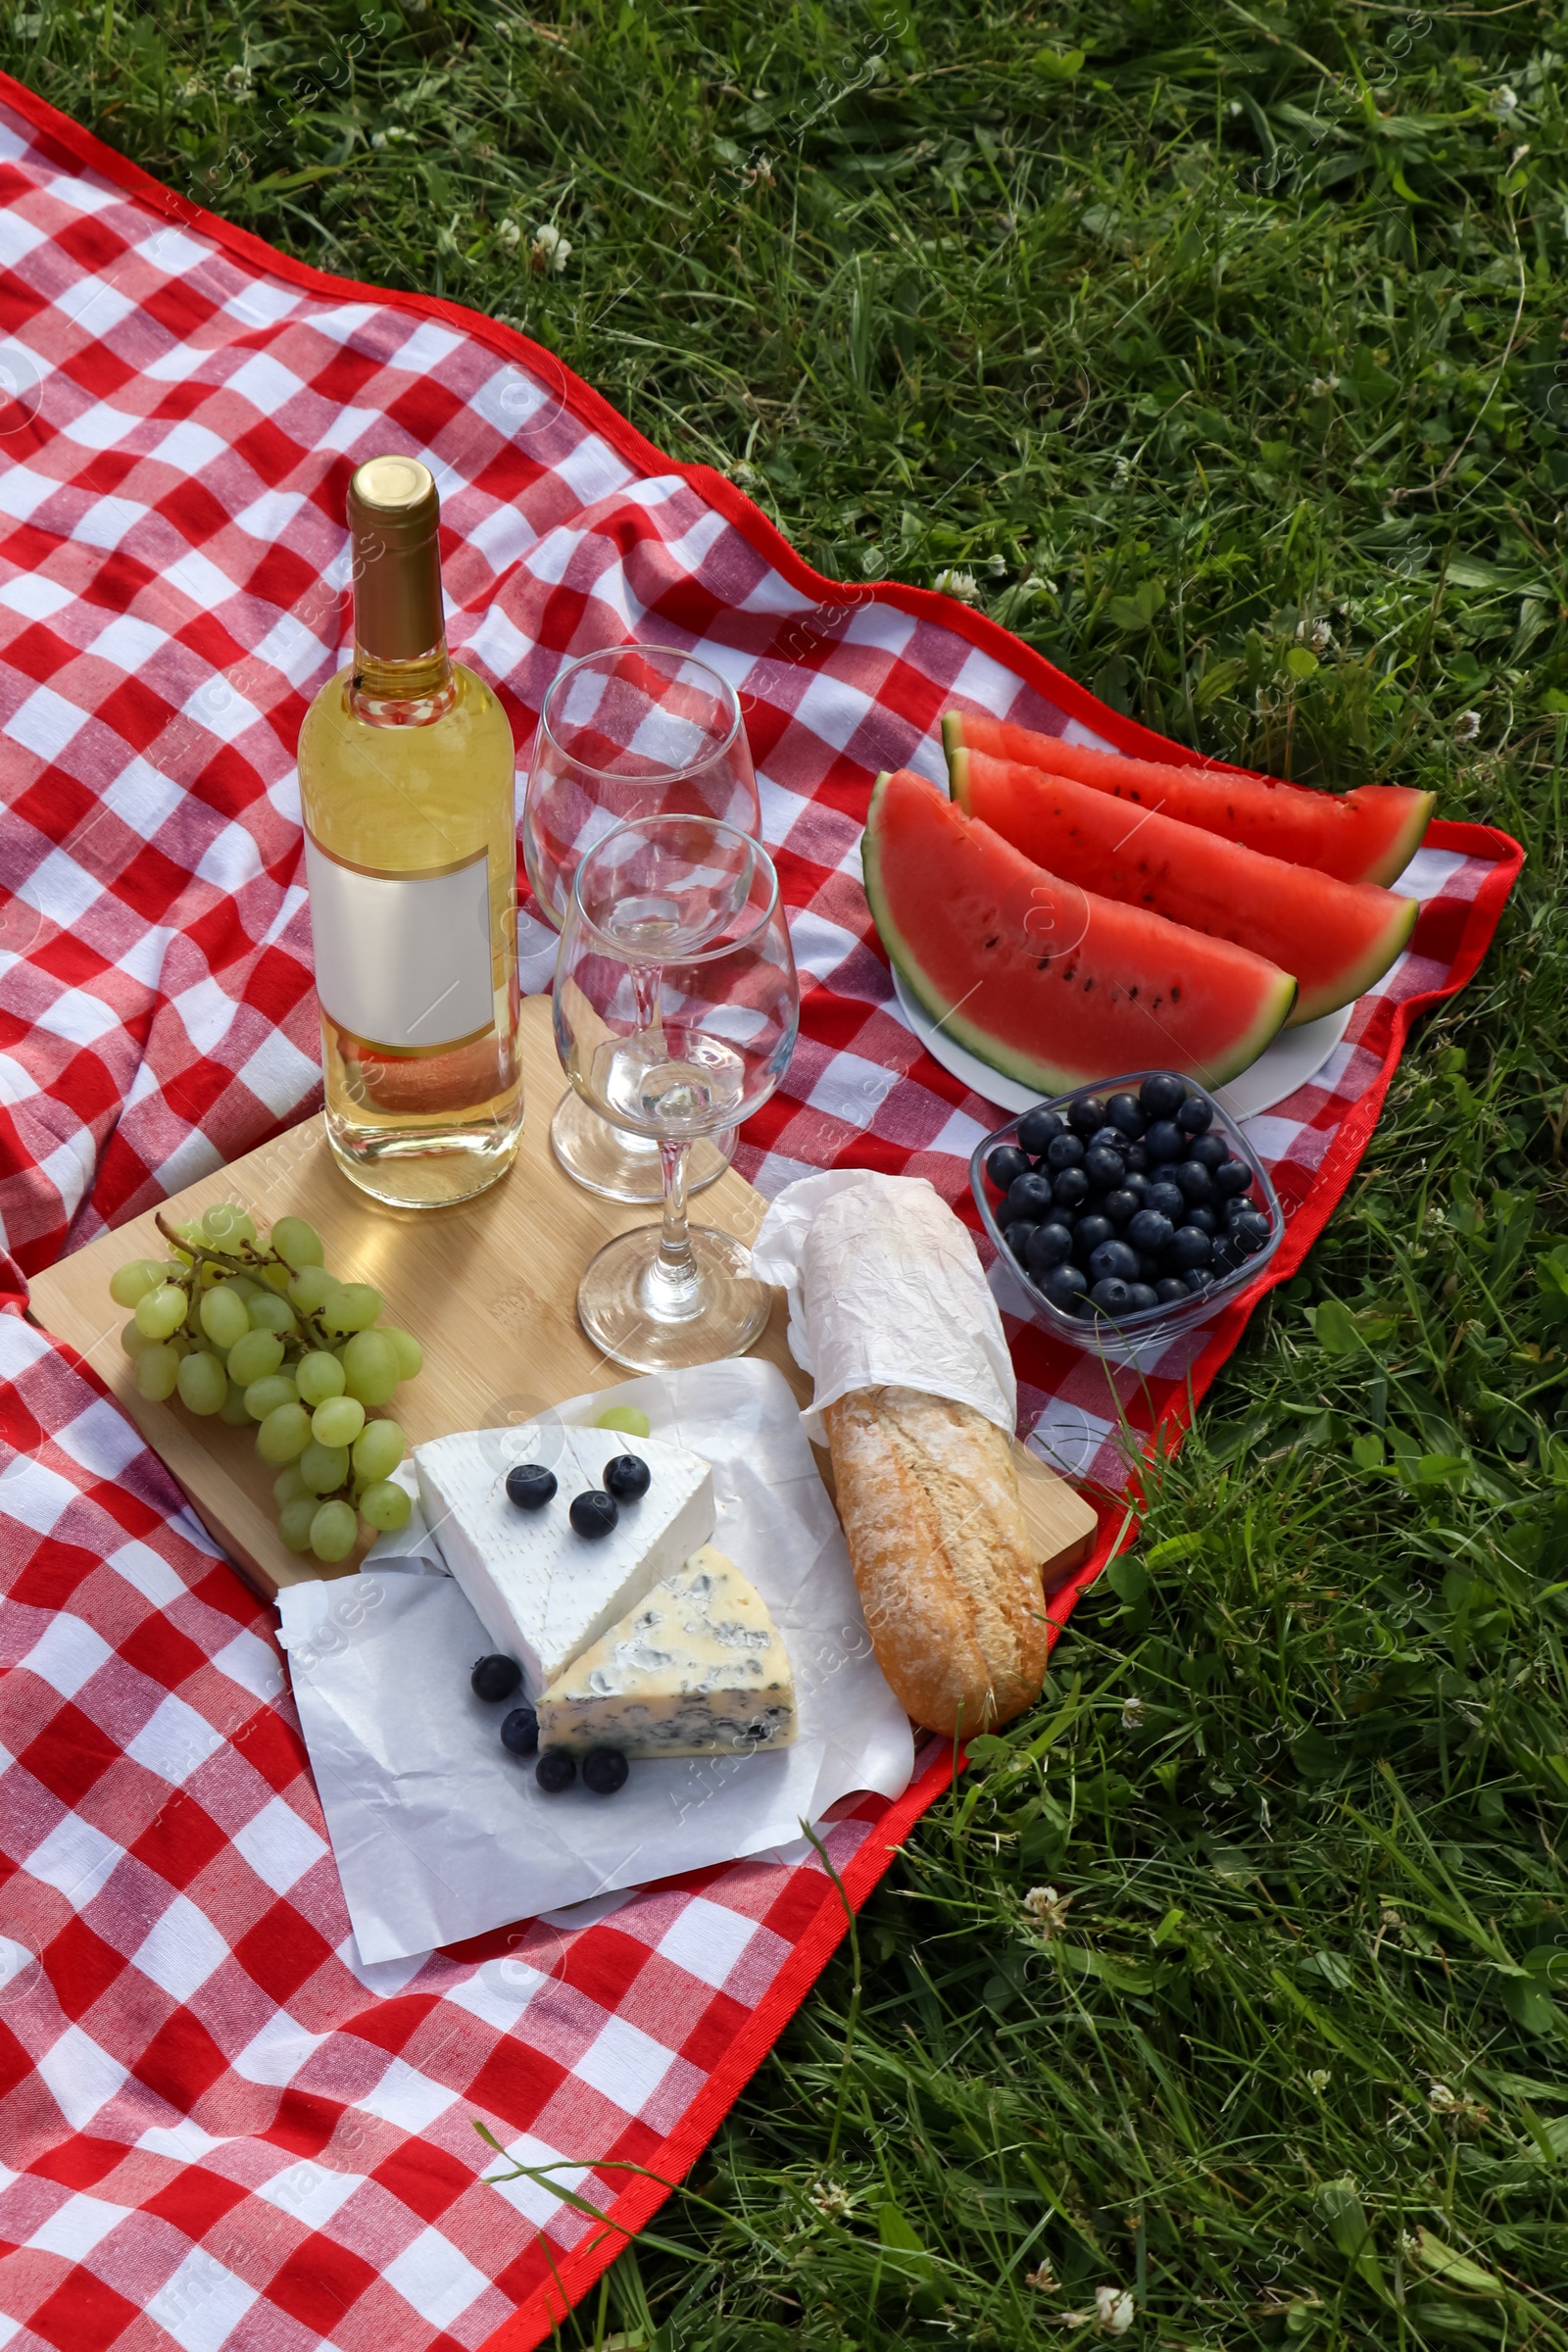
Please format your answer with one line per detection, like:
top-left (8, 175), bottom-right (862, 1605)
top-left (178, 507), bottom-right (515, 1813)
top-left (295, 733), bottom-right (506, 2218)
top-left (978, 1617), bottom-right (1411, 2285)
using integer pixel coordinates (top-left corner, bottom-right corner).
top-left (351, 1418), bottom-right (406, 1483)
top-left (121, 1318), bottom-right (156, 1358)
top-left (219, 1382), bottom-right (254, 1426)
top-left (596, 1404), bottom-right (652, 1440)
top-left (135, 1283), bottom-right (189, 1340)
top-left (110, 1258), bottom-right (164, 1308)
top-left (227, 1273), bottom-right (261, 1299)
top-left (278, 1496), bottom-right (319, 1554)
top-left (360, 1479), bottom-right (412, 1533)
top-left (176, 1351), bottom-right (228, 1415)
top-left (287, 1264), bottom-right (338, 1315)
top-left (246, 1293), bottom-right (296, 1337)
top-left (300, 1440), bottom-right (350, 1494)
top-left (341, 1327), bottom-right (398, 1406)
top-left (135, 1344), bottom-right (181, 1401)
top-left (259, 1261), bottom-right (294, 1296)
top-left (256, 1402), bottom-right (312, 1464)
top-left (382, 1325), bottom-right (423, 1381)
top-left (245, 1373), bottom-right (299, 1422)
top-left (312, 1395), bottom-right (366, 1448)
top-left (320, 1283), bottom-right (383, 1337)
top-left (271, 1215), bottom-right (325, 1271)
top-left (296, 1350), bottom-right (346, 1406)
top-left (310, 1498), bottom-right (358, 1562)
top-left (227, 1328), bottom-right (285, 1387)
top-left (272, 1464), bottom-right (310, 1507)
top-left (203, 1201), bottom-right (257, 1245)
top-left (200, 1285), bottom-right (251, 1349)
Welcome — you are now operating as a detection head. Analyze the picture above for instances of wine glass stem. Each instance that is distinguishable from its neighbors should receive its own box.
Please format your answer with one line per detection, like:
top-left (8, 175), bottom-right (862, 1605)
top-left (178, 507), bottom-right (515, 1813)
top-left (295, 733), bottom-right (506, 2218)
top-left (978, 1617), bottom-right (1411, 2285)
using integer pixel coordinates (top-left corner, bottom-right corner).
top-left (653, 1139), bottom-right (700, 1314)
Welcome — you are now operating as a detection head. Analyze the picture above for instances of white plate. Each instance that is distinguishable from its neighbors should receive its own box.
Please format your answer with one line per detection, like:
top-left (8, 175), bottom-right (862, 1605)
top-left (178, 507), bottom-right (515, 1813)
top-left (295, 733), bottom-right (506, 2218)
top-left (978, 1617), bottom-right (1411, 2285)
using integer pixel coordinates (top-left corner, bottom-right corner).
top-left (889, 965), bottom-right (1352, 1123)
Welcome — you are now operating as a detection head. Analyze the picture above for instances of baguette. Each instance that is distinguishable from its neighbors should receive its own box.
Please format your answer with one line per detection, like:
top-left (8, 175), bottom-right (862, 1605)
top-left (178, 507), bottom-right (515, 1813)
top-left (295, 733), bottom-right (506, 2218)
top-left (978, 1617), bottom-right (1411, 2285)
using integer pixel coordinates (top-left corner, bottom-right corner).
top-left (824, 1384), bottom-right (1048, 1736)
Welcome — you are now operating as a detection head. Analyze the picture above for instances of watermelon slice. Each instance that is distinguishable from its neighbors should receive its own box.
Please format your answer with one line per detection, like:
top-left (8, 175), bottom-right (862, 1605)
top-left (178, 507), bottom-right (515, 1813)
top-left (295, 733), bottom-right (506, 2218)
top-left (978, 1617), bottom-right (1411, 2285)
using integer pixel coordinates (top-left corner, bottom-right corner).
top-left (952, 749), bottom-right (1417, 1027)
top-left (942, 711), bottom-right (1433, 889)
top-left (862, 768), bottom-right (1297, 1095)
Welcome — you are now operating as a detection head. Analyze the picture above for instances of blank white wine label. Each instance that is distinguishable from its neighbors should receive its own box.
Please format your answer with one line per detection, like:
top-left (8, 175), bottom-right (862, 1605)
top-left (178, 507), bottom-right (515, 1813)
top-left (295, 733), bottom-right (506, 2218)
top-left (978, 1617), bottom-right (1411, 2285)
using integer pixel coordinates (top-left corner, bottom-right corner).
top-left (304, 833), bottom-right (494, 1051)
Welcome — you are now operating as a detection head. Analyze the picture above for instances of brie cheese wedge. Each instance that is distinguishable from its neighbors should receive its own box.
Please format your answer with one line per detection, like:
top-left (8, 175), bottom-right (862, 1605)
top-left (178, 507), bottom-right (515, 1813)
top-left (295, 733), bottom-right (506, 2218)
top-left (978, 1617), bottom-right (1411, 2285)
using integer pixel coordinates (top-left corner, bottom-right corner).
top-left (537, 1544), bottom-right (797, 1759)
top-left (413, 1426), bottom-right (714, 1693)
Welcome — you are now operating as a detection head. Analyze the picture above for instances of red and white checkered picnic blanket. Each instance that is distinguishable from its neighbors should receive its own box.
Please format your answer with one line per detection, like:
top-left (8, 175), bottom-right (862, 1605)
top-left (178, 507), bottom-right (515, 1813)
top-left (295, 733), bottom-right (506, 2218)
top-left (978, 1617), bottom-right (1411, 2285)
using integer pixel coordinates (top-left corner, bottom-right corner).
top-left (0, 71), bottom-right (1521, 2352)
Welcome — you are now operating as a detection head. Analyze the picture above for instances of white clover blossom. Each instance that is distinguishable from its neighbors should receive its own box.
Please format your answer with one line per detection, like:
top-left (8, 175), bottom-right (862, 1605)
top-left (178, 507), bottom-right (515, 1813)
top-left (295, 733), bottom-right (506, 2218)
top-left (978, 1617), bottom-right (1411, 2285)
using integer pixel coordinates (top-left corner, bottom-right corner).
top-left (1491, 84), bottom-right (1519, 118)
top-left (1455, 710), bottom-right (1481, 742)
top-left (222, 61), bottom-right (253, 94)
top-left (1121, 1693), bottom-right (1145, 1730)
top-left (1096, 2286), bottom-right (1136, 2334)
top-left (1310, 372), bottom-right (1340, 396)
top-left (532, 222), bottom-right (572, 272)
top-left (934, 567), bottom-right (980, 602)
top-left (1025, 2259), bottom-right (1058, 2290)
top-left (1023, 1885), bottom-right (1072, 1939)
top-left (497, 218), bottom-right (521, 253)
top-left (1298, 616), bottom-right (1334, 654)
top-left (808, 2177), bottom-right (854, 2216)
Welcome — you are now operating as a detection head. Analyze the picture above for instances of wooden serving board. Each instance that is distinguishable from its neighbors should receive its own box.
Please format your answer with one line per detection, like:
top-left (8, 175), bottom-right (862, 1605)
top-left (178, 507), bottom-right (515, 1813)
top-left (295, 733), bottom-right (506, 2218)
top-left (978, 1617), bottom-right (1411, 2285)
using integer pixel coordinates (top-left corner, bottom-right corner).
top-left (27, 998), bottom-right (1099, 1606)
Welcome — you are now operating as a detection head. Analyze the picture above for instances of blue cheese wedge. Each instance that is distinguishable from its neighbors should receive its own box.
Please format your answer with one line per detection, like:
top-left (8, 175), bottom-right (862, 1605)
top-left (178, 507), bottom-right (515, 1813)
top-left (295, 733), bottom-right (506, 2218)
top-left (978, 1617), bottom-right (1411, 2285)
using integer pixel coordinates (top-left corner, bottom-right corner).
top-left (413, 1426), bottom-right (713, 1694)
top-left (536, 1544), bottom-right (797, 1759)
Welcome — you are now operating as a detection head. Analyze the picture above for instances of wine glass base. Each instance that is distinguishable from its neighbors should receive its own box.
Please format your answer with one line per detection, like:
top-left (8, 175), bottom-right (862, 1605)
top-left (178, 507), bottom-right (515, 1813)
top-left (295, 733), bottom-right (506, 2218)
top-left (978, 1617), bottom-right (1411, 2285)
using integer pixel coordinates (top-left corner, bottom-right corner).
top-left (576, 1225), bottom-right (771, 1372)
top-left (550, 1087), bottom-right (736, 1201)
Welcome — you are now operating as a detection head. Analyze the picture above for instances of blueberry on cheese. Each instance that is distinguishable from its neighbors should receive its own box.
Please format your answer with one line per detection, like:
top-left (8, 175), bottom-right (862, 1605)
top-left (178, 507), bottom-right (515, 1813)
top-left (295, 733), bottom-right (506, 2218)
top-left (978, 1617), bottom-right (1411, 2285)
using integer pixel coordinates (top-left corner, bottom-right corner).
top-left (413, 1425), bottom-right (713, 1694)
top-left (536, 1544), bottom-right (797, 1760)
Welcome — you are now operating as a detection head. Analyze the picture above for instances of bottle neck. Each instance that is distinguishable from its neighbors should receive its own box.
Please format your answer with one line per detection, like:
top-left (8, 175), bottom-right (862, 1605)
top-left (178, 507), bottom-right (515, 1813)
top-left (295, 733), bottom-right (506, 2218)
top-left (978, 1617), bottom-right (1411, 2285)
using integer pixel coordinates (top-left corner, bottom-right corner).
top-left (350, 640), bottom-right (455, 725)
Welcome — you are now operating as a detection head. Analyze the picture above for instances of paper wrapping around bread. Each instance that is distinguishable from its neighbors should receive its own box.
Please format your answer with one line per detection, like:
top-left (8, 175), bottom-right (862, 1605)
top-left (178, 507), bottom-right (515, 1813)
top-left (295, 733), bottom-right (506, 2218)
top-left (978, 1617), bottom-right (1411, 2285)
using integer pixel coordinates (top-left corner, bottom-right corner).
top-left (751, 1169), bottom-right (1015, 1441)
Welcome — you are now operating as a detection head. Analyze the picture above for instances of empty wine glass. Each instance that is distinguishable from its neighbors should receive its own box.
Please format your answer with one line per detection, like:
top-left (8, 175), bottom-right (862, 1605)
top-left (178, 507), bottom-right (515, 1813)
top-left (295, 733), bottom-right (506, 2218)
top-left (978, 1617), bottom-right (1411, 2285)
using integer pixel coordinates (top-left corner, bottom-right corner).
top-left (555, 815), bottom-right (799, 1372)
top-left (523, 643), bottom-right (760, 1202)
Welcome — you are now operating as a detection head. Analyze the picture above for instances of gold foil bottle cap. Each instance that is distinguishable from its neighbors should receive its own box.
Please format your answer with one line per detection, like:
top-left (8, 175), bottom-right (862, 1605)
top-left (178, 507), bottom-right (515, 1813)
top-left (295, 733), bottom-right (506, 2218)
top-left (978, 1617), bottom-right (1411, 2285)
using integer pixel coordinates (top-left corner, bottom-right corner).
top-left (348, 455), bottom-right (444, 663)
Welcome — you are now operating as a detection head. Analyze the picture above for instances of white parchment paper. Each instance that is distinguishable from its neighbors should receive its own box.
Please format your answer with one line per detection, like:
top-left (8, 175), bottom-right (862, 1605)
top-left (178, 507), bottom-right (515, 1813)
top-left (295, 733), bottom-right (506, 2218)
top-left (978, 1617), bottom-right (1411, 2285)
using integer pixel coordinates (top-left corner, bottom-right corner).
top-left (274, 1357), bottom-right (913, 1965)
top-left (750, 1168), bottom-right (1016, 1441)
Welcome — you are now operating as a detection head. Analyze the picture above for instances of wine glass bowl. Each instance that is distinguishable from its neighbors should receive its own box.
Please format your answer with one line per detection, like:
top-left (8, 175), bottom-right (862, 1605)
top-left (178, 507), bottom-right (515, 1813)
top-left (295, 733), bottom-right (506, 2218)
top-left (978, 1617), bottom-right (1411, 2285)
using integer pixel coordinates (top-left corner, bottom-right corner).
top-left (556, 815), bottom-right (799, 1372)
top-left (523, 643), bottom-right (761, 1204)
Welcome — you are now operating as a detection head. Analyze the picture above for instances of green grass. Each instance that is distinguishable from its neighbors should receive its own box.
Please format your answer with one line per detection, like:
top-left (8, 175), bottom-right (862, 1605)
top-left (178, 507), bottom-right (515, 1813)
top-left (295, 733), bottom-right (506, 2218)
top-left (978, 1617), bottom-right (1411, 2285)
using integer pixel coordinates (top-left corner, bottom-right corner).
top-left (12, 0), bottom-right (1568, 2341)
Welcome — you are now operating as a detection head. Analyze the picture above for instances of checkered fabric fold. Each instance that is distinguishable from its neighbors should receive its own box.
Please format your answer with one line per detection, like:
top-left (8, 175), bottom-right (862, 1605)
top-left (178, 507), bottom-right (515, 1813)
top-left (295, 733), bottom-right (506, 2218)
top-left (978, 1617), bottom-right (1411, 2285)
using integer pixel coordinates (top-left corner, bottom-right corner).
top-left (0, 72), bottom-right (1521, 2352)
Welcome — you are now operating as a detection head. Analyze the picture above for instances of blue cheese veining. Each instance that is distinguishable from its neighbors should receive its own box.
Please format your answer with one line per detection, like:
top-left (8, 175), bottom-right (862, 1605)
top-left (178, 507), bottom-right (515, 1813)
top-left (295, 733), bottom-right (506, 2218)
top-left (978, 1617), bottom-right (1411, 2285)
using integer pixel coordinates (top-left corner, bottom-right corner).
top-left (536, 1544), bottom-right (797, 1758)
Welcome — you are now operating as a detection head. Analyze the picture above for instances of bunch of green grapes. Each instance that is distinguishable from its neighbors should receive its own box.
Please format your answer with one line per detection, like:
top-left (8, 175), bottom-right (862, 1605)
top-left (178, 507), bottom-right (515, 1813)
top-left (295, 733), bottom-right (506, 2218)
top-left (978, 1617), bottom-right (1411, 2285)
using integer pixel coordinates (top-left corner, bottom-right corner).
top-left (111, 1203), bottom-right (422, 1565)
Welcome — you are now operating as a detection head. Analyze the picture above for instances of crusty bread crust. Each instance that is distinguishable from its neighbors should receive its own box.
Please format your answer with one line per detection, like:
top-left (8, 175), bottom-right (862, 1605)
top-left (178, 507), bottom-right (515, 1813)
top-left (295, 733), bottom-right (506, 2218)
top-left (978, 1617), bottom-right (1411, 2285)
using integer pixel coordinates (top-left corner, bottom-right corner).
top-left (824, 1386), bottom-right (1048, 1736)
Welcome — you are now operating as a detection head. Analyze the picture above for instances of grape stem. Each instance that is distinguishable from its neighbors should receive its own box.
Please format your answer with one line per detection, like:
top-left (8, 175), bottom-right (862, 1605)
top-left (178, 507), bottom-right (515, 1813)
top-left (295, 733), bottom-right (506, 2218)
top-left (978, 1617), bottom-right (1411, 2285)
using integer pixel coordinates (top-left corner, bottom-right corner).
top-left (152, 1212), bottom-right (335, 1355)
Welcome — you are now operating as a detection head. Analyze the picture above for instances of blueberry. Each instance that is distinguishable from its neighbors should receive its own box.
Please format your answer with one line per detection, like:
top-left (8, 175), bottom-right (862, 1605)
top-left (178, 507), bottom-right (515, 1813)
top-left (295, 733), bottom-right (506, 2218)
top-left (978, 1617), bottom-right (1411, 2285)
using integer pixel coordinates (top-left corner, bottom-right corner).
top-left (1017, 1106), bottom-right (1066, 1155)
top-left (1167, 1225), bottom-right (1213, 1271)
top-left (501, 1704), bottom-right (539, 1755)
top-left (1145, 1179), bottom-right (1185, 1221)
top-left (1089, 1239), bottom-right (1141, 1285)
top-left (1046, 1132), bottom-right (1085, 1171)
top-left (1051, 1165), bottom-right (1090, 1208)
top-left (1189, 1133), bottom-right (1229, 1171)
top-left (506, 1464), bottom-right (557, 1512)
top-left (1025, 1222), bottom-right (1075, 1276)
top-left (1067, 1095), bottom-right (1105, 1138)
top-left (1145, 1120), bottom-right (1184, 1162)
top-left (1090, 1126), bottom-right (1128, 1154)
top-left (986, 1144), bottom-right (1032, 1193)
top-left (471, 1653), bottom-right (522, 1702)
top-left (1183, 1267), bottom-right (1213, 1295)
top-left (1089, 1276), bottom-right (1132, 1316)
top-left (1174, 1160), bottom-right (1214, 1205)
top-left (1154, 1276), bottom-right (1190, 1305)
top-left (1222, 1192), bottom-right (1252, 1226)
top-left (1006, 1171), bottom-right (1056, 1220)
top-left (1105, 1092), bottom-right (1147, 1139)
top-left (1006, 1232), bottom-right (1033, 1273)
top-left (1122, 1171), bottom-right (1150, 1203)
top-left (1186, 1205), bottom-right (1219, 1236)
top-left (581, 1746), bottom-right (630, 1795)
top-left (1127, 1207), bottom-right (1174, 1254)
top-left (1084, 1144), bottom-right (1125, 1191)
top-left (1140, 1072), bottom-right (1186, 1119)
top-left (1121, 1140), bottom-right (1150, 1175)
top-left (604, 1453), bottom-right (651, 1501)
top-left (1233, 1208), bottom-right (1273, 1253)
top-left (999, 1202), bottom-right (1042, 1240)
top-left (1139, 1253), bottom-right (1163, 1283)
top-left (1074, 1214), bottom-right (1115, 1259)
top-left (1126, 1283), bottom-right (1159, 1314)
top-left (1209, 1236), bottom-right (1246, 1277)
top-left (1043, 1263), bottom-right (1087, 1310)
top-left (1211, 1157), bottom-right (1253, 1199)
top-left (569, 1490), bottom-right (619, 1539)
top-left (535, 1748), bottom-right (577, 1793)
top-left (1102, 1188), bottom-right (1140, 1227)
top-left (1177, 1094), bottom-right (1214, 1138)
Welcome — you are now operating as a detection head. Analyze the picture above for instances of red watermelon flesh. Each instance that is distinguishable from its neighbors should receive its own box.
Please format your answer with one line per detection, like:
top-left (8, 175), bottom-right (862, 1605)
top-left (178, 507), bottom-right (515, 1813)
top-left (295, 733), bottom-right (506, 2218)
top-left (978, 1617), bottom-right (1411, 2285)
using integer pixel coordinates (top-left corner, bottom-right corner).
top-left (942, 710), bottom-right (1433, 890)
top-left (861, 767), bottom-right (1297, 1095)
top-left (952, 749), bottom-right (1417, 1028)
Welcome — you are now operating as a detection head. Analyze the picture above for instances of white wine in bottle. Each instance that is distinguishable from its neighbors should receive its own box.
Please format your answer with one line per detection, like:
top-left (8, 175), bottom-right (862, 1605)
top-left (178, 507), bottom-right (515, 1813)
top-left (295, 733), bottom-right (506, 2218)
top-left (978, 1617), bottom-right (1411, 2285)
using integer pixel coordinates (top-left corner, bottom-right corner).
top-left (298, 456), bottom-right (523, 1206)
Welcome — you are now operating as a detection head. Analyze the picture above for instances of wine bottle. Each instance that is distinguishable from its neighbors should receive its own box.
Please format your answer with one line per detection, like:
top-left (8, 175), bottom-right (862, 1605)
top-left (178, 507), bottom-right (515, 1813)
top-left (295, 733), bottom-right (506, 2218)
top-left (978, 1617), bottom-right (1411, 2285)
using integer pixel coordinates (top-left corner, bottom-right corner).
top-left (298, 456), bottom-right (523, 1206)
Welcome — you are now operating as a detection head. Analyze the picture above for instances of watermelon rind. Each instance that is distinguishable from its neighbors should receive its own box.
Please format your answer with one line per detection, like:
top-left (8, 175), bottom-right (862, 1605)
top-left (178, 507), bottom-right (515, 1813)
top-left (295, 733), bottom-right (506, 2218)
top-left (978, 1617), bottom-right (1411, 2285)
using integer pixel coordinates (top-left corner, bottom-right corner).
top-left (862, 771), bottom-right (1298, 1095)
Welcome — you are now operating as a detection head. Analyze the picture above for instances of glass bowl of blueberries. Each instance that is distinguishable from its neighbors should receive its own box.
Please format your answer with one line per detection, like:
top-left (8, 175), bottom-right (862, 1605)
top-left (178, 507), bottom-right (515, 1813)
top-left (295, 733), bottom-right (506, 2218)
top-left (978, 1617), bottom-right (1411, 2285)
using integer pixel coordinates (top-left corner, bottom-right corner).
top-left (969, 1067), bottom-right (1283, 1356)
